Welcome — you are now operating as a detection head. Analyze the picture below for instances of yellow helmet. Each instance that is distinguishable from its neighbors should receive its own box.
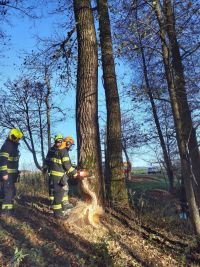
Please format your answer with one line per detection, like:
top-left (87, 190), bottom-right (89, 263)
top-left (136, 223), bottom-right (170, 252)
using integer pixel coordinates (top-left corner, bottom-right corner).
top-left (9, 128), bottom-right (23, 141)
top-left (54, 133), bottom-right (63, 142)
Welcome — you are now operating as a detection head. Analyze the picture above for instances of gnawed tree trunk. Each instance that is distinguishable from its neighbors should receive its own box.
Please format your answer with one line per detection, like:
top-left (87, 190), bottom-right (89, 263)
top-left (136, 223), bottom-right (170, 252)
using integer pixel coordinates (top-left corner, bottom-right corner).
top-left (97, 0), bottom-right (128, 204)
top-left (153, 0), bottom-right (200, 243)
top-left (73, 0), bottom-right (104, 205)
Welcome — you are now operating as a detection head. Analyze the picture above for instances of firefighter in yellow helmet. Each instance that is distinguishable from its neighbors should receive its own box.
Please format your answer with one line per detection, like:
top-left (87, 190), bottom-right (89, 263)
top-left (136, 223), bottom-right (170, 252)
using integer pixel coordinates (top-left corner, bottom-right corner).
top-left (0, 128), bottom-right (23, 216)
top-left (43, 134), bottom-right (83, 219)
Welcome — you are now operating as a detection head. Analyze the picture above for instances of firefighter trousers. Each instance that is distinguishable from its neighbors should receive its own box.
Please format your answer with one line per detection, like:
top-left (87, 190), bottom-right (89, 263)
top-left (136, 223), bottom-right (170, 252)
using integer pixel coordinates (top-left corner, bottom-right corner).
top-left (0, 175), bottom-right (16, 212)
top-left (50, 175), bottom-right (69, 216)
top-left (48, 176), bottom-right (54, 205)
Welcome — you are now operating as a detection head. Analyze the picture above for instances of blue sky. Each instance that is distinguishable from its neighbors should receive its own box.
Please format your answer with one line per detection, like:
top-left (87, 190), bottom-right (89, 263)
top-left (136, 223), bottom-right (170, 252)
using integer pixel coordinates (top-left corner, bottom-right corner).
top-left (0, 9), bottom-right (79, 168)
top-left (0, 4), bottom-right (154, 169)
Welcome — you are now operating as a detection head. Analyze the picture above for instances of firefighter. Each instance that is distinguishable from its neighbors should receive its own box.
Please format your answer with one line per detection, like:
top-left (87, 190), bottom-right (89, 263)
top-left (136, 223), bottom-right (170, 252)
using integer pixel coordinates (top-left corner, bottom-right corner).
top-left (0, 128), bottom-right (23, 216)
top-left (43, 134), bottom-right (82, 219)
top-left (59, 136), bottom-right (77, 209)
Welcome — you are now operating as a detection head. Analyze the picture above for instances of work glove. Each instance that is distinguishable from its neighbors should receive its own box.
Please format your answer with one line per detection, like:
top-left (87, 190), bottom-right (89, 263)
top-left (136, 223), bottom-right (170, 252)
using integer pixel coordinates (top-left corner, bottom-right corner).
top-left (77, 169), bottom-right (91, 180)
top-left (2, 174), bottom-right (8, 181)
top-left (62, 184), bottom-right (68, 191)
top-left (59, 174), bottom-right (68, 187)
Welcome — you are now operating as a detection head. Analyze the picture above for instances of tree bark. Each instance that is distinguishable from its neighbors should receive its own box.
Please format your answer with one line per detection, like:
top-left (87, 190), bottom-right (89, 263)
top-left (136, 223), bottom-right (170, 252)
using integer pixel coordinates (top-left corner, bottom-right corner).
top-left (97, 0), bottom-right (128, 204)
top-left (73, 0), bottom-right (104, 205)
top-left (138, 33), bottom-right (175, 192)
top-left (163, 0), bottom-right (200, 201)
top-left (38, 106), bottom-right (45, 163)
top-left (24, 102), bottom-right (42, 170)
top-left (44, 67), bottom-right (51, 149)
top-left (153, 0), bottom-right (200, 242)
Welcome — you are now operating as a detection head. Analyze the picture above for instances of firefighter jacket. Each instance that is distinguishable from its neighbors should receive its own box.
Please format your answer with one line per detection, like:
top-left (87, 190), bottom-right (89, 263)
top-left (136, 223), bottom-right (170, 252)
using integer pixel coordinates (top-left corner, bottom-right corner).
top-left (44, 146), bottom-right (77, 183)
top-left (0, 139), bottom-right (20, 179)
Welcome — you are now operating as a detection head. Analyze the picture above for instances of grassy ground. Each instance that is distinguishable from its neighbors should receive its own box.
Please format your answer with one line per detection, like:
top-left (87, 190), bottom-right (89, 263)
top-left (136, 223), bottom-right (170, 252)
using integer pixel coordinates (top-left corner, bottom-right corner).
top-left (0, 173), bottom-right (200, 267)
top-left (127, 174), bottom-right (169, 191)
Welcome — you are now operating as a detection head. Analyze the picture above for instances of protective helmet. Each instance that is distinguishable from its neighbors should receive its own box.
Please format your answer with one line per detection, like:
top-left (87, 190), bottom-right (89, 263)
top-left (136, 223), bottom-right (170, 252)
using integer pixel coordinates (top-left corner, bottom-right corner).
top-left (8, 128), bottom-right (23, 141)
top-left (64, 136), bottom-right (74, 145)
top-left (54, 133), bottom-right (63, 142)
top-left (58, 136), bottom-right (75, 150)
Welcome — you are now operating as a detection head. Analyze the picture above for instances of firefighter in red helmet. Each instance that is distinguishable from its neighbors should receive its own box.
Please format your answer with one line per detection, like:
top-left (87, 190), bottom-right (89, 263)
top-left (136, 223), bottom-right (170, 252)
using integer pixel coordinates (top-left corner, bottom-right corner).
top-left (43, 134), bottom-right (84, 219)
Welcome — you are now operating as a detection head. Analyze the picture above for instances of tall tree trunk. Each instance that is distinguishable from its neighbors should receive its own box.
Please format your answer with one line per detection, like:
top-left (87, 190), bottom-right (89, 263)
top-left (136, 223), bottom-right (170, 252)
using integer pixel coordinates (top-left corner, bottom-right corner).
top-left (73, 0), bottom-right (104, 205)
top-left (97, 0), bottom-right (128, 204)
top-left (24, 102), bottom-right (42, 170)
top-left (163, 0), bottom-right (200, 200)
top-left (138, 35), bottom-right (175, 192)
top-left (153, 0), bottom-right (200, 243)
top-left (38, 107), bottom-right (45, 162)
top-left (44, 67), bottom-right (51, 149)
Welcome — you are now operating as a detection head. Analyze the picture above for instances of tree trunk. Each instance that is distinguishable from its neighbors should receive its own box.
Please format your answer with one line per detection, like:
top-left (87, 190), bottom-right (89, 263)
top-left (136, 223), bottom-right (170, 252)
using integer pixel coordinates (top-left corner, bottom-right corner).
top-left (138, 32), bottom-right (175, 192)
top-left (163, 0), bottom-right (200, 201)
top-left (24, 102), bottom-right (42, 170)
top-left (73, 0), bottom-right (104, 205)
top-left (38, 107), bottom-right (45, 162)
top-left (97, 0), bottom-right (128, 205)
top-left (153, 0), bottom-right (200, 242)
top-left (44, 67), bottom-right (52, 149)
top-left (122, 143), bottom-right (131, 180)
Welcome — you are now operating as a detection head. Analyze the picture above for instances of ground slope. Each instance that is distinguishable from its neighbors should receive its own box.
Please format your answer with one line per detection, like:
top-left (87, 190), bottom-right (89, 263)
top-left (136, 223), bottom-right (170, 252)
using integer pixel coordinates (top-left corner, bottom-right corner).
top-left (0, 195), bottom-right (199, 267)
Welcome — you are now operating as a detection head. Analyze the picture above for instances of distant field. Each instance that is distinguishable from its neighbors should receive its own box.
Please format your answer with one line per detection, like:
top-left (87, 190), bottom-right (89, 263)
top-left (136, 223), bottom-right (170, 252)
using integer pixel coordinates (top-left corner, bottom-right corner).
top-left (131, 168), bottom-right (148, 174)
top-left (126, 174), bottom-right (169, 191)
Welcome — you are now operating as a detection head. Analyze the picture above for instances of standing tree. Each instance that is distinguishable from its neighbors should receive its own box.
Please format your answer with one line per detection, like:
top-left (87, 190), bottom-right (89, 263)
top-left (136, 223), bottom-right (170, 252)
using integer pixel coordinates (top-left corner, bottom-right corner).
top-left (97, 0), bottom-right (128, 204)
top-left (73, 0), bottom-right (104, 205)
top-left (0, 79), bottom-right (47, 170)
top-left (44, 66), bottom-right (52, 149)
top-left (153, 0), bottom-right (200, 243)
top-left (162, 0), bottom-right (200, 194)
top-left (109, 0), bottom-right (176, 192)
top-left (136, 25), bottom-right (175, 192)
top-left (24, 57), bottom-right (53, 150)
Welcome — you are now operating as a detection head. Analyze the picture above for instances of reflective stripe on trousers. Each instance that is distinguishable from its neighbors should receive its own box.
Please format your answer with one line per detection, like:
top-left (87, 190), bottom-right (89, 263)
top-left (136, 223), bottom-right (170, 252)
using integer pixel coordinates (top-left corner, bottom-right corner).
top-left (52, 204), bottom-right (62, 210)
top-left (2, 203), bottom-right (13, 210)
top-left (50, 170), bottom-right (65, 176)
top-left (62, 195), bottom-right (69, 202)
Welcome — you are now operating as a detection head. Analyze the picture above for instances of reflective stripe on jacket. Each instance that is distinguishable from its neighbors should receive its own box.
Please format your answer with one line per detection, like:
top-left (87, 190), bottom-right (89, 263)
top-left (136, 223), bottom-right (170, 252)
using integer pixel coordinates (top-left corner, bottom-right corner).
top-left (0, 139), bottom-right (20, 176)
top-left (45, 146), bottom-right (77, 179)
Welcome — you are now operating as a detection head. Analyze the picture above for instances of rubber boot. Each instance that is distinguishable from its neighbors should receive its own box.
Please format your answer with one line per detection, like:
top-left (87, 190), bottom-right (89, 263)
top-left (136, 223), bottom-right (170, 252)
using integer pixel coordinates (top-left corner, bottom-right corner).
top-left (62, 202), bottom-right (74, 211)
top-left (54, 209), bottom-right (67, 220)
top-left (1, 209), bottom-right (14, 217)
top-left (0, 201), bottom-right (2, 215)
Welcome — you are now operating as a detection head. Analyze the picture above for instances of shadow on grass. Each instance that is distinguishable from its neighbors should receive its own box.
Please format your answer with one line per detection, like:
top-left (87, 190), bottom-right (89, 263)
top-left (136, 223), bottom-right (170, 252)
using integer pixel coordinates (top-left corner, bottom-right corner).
top-left (0, 194), bottom-right (113, 267)
top-left (102, 220), bottom-right (150, 267)
top-left (0, 216), bottom-right (50, 266)
top-left (109, 206), bottom-right (188, 253)
top-left (0, 225), bottom-right (15, 266)
top-left (112, 206), bottom-right (189, 248)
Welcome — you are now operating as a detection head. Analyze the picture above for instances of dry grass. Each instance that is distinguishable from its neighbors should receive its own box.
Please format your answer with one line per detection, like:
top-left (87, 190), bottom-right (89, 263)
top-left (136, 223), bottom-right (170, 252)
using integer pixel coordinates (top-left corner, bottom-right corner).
top-left (0, 173), bottom-right (199, 266)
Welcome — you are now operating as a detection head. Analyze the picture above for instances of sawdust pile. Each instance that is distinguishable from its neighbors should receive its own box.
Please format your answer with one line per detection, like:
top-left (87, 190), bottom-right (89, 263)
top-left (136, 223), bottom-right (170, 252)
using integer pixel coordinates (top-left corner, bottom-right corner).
top-left (67, 177), bottom-right (104, 228)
